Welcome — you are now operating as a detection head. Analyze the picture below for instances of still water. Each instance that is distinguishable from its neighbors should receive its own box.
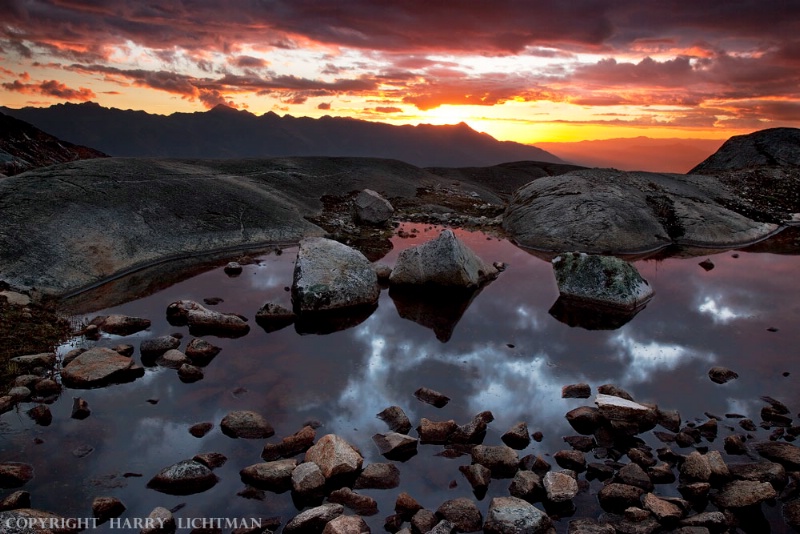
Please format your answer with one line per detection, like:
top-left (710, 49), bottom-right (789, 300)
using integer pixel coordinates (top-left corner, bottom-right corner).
top-left (1, 223), bottom-right (798, 532)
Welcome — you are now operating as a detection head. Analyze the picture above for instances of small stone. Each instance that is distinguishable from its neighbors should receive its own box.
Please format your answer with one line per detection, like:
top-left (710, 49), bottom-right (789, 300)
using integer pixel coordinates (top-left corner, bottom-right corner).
top-left (147, 460), bottom-right (218, 495)
top-left (372, 432), bottom-right (419, 461)
top-left (189, 422), bottom-right (213, 438)
top-left (156, 349), bottom-right (187, 369)
top-left (354, 463), bottom-right (400, 489)
top-left (395, 492), bottom-right (423, 518)
top-left (416, 418), bottom-right (458, 443)
top-left (643, 493), bottom-right (682, 522)
top-left (459, 464), bottom-right (492, 493)
top-left (598, 483), bottom-right (644, 512)
top-left (708, 366), bottom-right (738, 384)
top-left (471, 444), bottom-right (519, 478)
top-left (220, 410), bottom-right (274, 439)
top-left (72, 444), bottom-right (94, 458)
top-left (322, 515), bottom-right (370, 534)
top-left (92, 496), bottom-right (126, 523)
top-left (91, 314), bottom-right (151, 335)
top-left (305, 434), bottom-right (364, 479)
top-left (177, 363), bottom-right (204, 382)
top-left (483, 496), bottom-right (552, 534)
top-left (192, 452), bottom-right (227, 469)
top-left (185, 338), bottom-right (221, 366)
top-left (562, 383), bottom-right (591, 398)
top-left (410, 509), bottom-right (438, 534)
top-left (501, 422), bottom-right (531, 449)
top-left (543, 470), bottom-right (578, 502)
top-left (565, 406), bottom-right (604, 435)
top-left (224, 261), bottom-right (243, 275)
top-left (451, 411), bottom-right (494, 444)
top-left (698, 259), bottom-right (714, 271)
top-left (328, 487), bottom-right (378, 516)
top-left (680, 451), bottom-right (711, 482)
top-left (414, 387), bottom-right (450, 407)
top-left (0, 463), bottom-right (34, 488)
top-left (0, 490), bottom-right (30, 511)
top-left (284, 503), bottom-right (344, 534)
top-left (509, 470), bottom-right (543, 502)
top-left (26, 405), bottom-right (52, 426)
top-left (261, 425), bottom-right (317, 461)
top-left (112, 344), bottom-right (135, 357)
top-left (240, 459), bottom-right (298, 492)
top-left (711, 480), bottom-right (777, 508)
top-left (614, 462), bottom-right (653, 491)
top-left (377, 406), bottom-right (412, 434)
top-left (435, 497), bottom-right (482, 532)
top-left (553, 449), bottom-right (586, 472)
top-left (140, 335), bottom-right (181, 361)
top-left (291, 462), bottom-right (326, 498)
top-left (141, 507), bottom-right (175, 534)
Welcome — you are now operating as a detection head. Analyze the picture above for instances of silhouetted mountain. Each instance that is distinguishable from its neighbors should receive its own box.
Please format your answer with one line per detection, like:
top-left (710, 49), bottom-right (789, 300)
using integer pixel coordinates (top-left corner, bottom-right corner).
top-left (537, 136), bottom-right (725, 174)
top-left (690, 127), bottom-right (800, 173)
top-left (0, 102), bottom-right (564, 168)
top-left (0, 111), bottom-right (107, 176)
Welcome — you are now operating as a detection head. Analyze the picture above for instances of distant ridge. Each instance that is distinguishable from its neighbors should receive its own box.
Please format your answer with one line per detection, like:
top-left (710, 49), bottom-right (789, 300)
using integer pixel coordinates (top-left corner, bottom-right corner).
top-left (0, 111), bottom-right (107, 176)
top-left (0, 102), bottom-right (564, 168)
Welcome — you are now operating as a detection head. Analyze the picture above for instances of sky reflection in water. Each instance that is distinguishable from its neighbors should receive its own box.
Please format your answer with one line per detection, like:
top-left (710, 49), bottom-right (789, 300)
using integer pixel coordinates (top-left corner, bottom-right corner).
top-left (1, 223), bottom-right (799, 532)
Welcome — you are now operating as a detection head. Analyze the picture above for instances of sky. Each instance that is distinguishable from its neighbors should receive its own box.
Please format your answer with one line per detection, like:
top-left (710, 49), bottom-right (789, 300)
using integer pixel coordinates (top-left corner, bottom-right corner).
top-left (2, 0), bottom-right (800, 144)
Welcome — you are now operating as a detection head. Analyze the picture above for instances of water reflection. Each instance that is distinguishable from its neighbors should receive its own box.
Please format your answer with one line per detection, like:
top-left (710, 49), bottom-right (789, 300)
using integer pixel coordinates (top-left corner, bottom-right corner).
top-left (2, 224), bottom-right (800, 532)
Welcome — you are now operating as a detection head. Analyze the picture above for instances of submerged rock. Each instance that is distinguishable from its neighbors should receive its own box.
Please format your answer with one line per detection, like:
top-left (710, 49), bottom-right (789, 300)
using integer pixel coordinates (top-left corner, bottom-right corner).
top-left (389, 229), bottom-right (498, 288)
top-left (291, 237), bottom-right (380, 313)
top-left (552, 253), bottom-right (654, 310)
top-left (166, 300), bottom-right (250, 337)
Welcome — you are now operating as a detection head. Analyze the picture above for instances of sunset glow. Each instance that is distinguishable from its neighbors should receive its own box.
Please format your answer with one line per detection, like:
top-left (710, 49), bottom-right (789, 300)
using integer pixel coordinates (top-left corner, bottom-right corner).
top-left (2, 1), bottom-right (800, 143)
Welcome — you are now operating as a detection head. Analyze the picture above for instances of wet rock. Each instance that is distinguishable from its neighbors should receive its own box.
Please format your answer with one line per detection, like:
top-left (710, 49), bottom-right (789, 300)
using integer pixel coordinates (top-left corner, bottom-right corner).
top-left (90, 314), bottom-right (151, 335)
top-left (648, 463), bottom-right (676, 484)
top-left (564, 436), bottom-right (596, 452)
top-left (762, 405), bottom-right (793, 426)
top-left (680, 451), bottom-right (711, 482)
top-left (567, 518), bottom-right (615, 533)
top-left (552, 253), bottom-right (653, 310)
top-left (597, 483), bottom-right (644, 512)
top-left (255, 302), bottom-right (296, 332)
top-left (355, 189), bottom-right (394, 224)
top-left (292, 238), bottom-right (380, 313)
top-left (240, 459), bottom-right (298, 492)
top-left (92, 496), bottom-right (126, 523)
top-left (502, 422), bottom-right (531, 449)
top-left (377, 406), bottom-right (412, 434)
top-left (192, 452), bottom-right (227, 470)
top-left (26, 405), bottom-right (52, 426)
top-left (597, 384), bottom-right (635, 401)
top-left (322, 515), bottom-right (370, 534)
top-left (414, 387), bottom-right (450, 407)
top-left (554, 450), bottom-right (586, 472)
top-left (562, 383), bottom-right (591, 399)
top-left (147, 460), bottom-right (218, 495)
top-left (459, 464), bottom-right (492, 493)
top-left (729, 461), bottom-right (786, 489)
top-left (224, 261), bottom-right (242, 275)
top-left (472, 445), bottom-right (520, 478)
top-left (0, 463), bottom-right (33, 489)
top-left (177, 363), bottom-right (204, 382)
top-left (784, 499), bottom-right (800, 530)
top-left (416, 418), bottom-right (458, 444)
top-left (61, 347), bottom-right (144, 388)
top-left (112, 344), bottom-right (134, 357)
top-left (140, 335), bottom-right (181, 361)
top-left (141, 507), bottom-right (176, 534)
top-left (643, 493), bottom-right (682, 523)
top-left (678, 511), bottom-right (727, 530)
top-left (595, 394), bottom-right (657, 431)
top-left (389, 229), bottom-right (498, 289)
top-left (291, 461), bottom-right (326, 498)
top-left (614, 462), bottom-right (653, 492)
top-left (678, 482), bottom-right (711, 503)
top-left (586, 463), bottom-right (615, 482)
top-left (284, 503), bottom-right (344, 534)
top-left (698, 259), bottom-right (714, 271)
top-left (383, 514), bottom-right (404, 533)
top-left (220, 410), bottom-right (274, 439)
top-left (451, 411), bottom-right (495, 444)
top-left (708, 367), bottom-right (738, 384)
top-left (305, 434), bottom-right (364, 479)
top-left (565, 406), bottom-right (604, 435)
top-left (483, 496), bottom-right (552, 534)
top-left (411, 509), bottom-right (438, 533)
top-left (355, 463), bottom-right (400, 489)
top-left (372, 432), bottom-right (419, 461)
top-left (328, 487), bottom-right (378, 516)
top-left (627, 448), bottom-right (656, 469)
top-left (185, 338), bottom-right (221, 366)
top-left (261, 425), bottom-right (317, 461)
top-left (373, 262), bottom-right (392, 282)
top-left (657, 408), bottom-right (682, 433)
top-left (704, 450), bottom-right (730, 483)
top-left (724, 435), bottom-right (748, 455)
top-left (166, 300), bottom-right (250, 337)
top-left (428, 520), bottom-right (456, 534)
top-left (544, 470), bottom-right (578, 502)
top-left (395, 492), bottom-right (423, 519)
top-left (10, 352), bottom-right (55, 370)
top-left (189, 422), bottom-right (213, 438)
top-left (509, 470), bottom-right (543, 502)
top-left (711, 480), bottom-right (777, 508)
top-left (156, 349), bottom-right (188, 369)
top-left (436, 497), bottom-right (482, 532)
top-left (0, 490), bottom-right (30, 511)
top-left (0, 395), bottom-right (16, 413)
top-left (754, 441), bottom-right (800, 469)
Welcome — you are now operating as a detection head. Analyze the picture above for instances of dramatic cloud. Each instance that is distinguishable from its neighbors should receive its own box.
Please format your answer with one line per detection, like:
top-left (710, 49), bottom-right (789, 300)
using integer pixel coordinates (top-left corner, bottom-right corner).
top-left (2, 78), bottom-right (95, 100)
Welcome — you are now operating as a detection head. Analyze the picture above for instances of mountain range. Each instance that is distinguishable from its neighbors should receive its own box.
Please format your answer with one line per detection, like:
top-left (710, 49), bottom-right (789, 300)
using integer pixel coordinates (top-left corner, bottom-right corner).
top-left (0, 102), bottom-right (563, 169)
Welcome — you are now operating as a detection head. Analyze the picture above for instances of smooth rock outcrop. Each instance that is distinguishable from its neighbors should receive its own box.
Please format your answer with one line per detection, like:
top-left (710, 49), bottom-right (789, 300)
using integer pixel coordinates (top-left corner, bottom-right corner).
top-left (503, 168), bottom-right (779, 253)
top-left (355, 189), bottom-right (394, 224)
top-left (61, 347), bottom-right (143, 388)
top-left (389, 229), bottom-right (498, 288)
top-left (292, 238), bottom-right (380, 313)
top-left (552, 253), bottom-right (654, 310)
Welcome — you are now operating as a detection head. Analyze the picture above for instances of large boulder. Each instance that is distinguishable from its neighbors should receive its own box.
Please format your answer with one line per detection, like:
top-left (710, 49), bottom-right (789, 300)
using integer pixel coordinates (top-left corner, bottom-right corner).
top-left (60, 347), bottom-right (144, 388)
top-left (291, 238), bottom-right (380, 313)
top-left (503, 168), bottom-right (779, 253)
top-left (552, 253), bottom-right (654, 310)
top-left (355, 189), bottom-right (394, 224)
top-left (389, 229), bottom-right (498, 288)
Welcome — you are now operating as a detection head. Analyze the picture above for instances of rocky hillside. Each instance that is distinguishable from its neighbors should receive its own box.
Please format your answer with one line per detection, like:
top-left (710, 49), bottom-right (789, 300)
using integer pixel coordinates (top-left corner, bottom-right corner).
top-left (0, 102), bottom-right (564, 168)
top-left (690, 127), bottom-right (800, 173)
top-left (0, 112), bottom-right (107, 176)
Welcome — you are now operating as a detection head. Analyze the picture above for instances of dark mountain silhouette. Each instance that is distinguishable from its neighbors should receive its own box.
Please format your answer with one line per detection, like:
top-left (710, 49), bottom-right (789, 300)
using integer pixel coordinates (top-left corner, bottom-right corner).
top-left (0, 102), bottom-right (564, 168)
top-left (690, 127), bottom-right (800, 173)
top-left (0, 111), bottom-right (107, 176)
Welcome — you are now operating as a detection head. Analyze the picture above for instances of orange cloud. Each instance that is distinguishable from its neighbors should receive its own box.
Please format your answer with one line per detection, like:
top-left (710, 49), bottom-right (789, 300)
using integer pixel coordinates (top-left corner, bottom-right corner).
top-left (2, 78), bottom-right (95, 100)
